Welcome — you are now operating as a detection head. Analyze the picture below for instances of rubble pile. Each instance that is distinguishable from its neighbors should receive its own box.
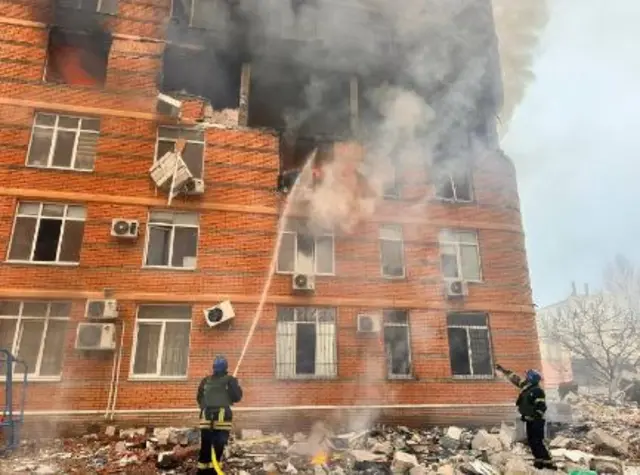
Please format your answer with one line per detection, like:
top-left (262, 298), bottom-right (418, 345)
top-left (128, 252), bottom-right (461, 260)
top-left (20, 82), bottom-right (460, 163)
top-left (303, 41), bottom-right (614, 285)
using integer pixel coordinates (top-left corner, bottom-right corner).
top-left (1, 395), bottom-right (638, 474)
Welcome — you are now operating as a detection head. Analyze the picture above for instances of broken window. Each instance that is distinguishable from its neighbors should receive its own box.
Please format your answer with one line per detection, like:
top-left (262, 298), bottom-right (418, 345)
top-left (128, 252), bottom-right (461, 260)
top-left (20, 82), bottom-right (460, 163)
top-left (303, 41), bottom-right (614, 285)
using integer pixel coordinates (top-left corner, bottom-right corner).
top-left (0, 300), bottom-right (70, 379)
top-left (161, 46), bottom-right (241, 111)
top-left (447, 313), bottom-right (493, 377)
top-left (434, 166), bottom-right (473, 202)
top-left (277, 219), bottom-right (334, 275)
top-left (45, 27), bottom-right (112, 86)
top-left (8, 202), bottom-right (85, 264)
top-left (144, 211), bottom-right (198, 269)
top-left (27, 113), bottom-right (100, 171)
top-left (383, 310), bottom-right (411, 377)
top-left (379, 224), bottom-right (405, 279)
top-left (132, 305), bottom-right (191, 378)
top-left (275, 307), bottom-right (336, 379)
top-left (248, 63), bottom-right (351, 138)
top-left (438, 229), bottom-right (481, 282)
top-left (155, 127), bottom-right (205, 179)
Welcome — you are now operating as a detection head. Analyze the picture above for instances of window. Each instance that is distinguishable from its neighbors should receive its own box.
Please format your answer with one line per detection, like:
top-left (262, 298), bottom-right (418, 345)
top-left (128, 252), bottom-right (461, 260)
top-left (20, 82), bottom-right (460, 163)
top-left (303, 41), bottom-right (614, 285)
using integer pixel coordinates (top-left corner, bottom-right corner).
top-left (434, 168), bottom-right (473, 202)
top-left (8, 202), bottom-right (86, 264)
top-left (0, 301), bottom-right (70, 379)
top-left (277, 219), bottom-right (335, 275)
top-left (155, 127), bottom-right (205, 179)
top-left (275, 307), bottom-right (337, 379)
top-left (60, 0), bottom-right (118, 14)
top-left (171, 0), bottom-right (232, 30)
top-left (383, 165), bottom-right (400, 199)
top-left (26, 113), bottom-right (100, 171)
top-left (383, 310), bottom-right (411, 377)
top-left (439, 229), bottom-right (481, 282)
top-left (447, 313), bottom-right (493, 378)
top-left (131, 305), bottom-right (191, 378)
top-left (379, 224), bottom-right (405, 278)
top-left (144, 211), bottom-right (199, 269)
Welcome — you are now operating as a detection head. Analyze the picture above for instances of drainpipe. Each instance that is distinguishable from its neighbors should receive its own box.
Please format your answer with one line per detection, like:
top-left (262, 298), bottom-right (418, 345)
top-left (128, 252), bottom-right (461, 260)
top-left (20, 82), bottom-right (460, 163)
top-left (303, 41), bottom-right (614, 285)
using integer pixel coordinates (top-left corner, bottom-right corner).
top-left (104, 324), bottom-right (119, 420)
top-left (109, 321), bottom-right (126, 420)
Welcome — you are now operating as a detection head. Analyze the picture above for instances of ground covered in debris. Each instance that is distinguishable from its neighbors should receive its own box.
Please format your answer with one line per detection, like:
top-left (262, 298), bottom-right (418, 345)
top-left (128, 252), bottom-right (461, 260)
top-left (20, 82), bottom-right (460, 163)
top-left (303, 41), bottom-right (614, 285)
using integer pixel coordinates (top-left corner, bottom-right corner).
top-left (1, 395), bottom-right (639, 474)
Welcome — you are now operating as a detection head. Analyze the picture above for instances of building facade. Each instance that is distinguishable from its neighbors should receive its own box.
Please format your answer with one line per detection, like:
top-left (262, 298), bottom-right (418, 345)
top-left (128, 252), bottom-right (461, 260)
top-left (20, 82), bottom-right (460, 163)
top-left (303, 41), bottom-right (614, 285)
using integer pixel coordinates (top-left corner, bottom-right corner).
top-left (0, 0), bottom-right (538, 431)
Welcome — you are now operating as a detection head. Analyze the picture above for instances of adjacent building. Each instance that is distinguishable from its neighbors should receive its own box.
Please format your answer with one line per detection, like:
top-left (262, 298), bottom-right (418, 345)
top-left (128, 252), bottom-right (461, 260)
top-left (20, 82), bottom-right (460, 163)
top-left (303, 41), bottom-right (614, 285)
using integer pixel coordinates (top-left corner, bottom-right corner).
top-left (0, 0), bottom-right (538, 431)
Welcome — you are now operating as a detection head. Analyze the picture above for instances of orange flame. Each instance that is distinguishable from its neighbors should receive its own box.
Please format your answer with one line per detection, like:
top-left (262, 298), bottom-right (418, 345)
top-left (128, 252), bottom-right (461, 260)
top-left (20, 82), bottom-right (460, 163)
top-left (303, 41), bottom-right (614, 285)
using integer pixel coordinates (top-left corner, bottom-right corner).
top-left (311, 451), bottom-right (328, 466)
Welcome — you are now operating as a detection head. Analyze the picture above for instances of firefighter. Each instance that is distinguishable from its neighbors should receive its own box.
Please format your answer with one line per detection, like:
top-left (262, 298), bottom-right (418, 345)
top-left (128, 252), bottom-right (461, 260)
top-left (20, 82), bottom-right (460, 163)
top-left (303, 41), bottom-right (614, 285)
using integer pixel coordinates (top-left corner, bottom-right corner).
top-left (495, 364), bottom-right (557, 470)
top-left (196, 355), bottom-right (243, 474)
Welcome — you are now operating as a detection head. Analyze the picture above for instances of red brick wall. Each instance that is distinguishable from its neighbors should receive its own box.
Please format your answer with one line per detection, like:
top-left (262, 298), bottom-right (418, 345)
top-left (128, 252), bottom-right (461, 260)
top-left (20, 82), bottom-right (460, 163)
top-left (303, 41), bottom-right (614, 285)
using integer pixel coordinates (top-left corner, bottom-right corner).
top-left (0, 4), bottom-right (537, 428)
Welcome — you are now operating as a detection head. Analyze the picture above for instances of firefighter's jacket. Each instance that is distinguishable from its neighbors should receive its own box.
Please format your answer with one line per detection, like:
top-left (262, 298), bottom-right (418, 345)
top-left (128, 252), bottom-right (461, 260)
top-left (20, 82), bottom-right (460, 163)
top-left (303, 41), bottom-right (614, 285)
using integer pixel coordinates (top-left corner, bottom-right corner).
top-left (196, 372), bottom-right (243, 431)
top-left (503, 369), bottom-right (547, 421)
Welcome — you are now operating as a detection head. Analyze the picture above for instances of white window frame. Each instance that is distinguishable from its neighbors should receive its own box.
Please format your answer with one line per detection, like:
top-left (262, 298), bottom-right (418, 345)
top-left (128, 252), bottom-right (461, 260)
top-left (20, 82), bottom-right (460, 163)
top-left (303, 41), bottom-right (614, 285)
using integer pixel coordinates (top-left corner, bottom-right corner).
top-left (25, 113), bottom-right (99, 172)
top-left (276, 226), bottom-right (336, 276)
top-left (154, 126), bottom-right (205, 179)
top-left (383, 310), bottom-right (412, 379)
top-left (142, 210), bottom-right (199, 270)
top-left (448, 315), bottom-right (494, 379)
top-left (0, 301), bottom-right (70, 382)
top-left (6, 202), bottom-right (86, 266)
top-left (129, 304), bottom-right (192, 380)
top-left (94, 0), bottom-right (117, 14)
top-left (435, 169), bottom-right (474, 203)
top-left (275, 307), bottom-right (338, 380)
top-left (438, 229), bottom-right (482, 283)
top-left (379, 224), bottom-right (406, 279)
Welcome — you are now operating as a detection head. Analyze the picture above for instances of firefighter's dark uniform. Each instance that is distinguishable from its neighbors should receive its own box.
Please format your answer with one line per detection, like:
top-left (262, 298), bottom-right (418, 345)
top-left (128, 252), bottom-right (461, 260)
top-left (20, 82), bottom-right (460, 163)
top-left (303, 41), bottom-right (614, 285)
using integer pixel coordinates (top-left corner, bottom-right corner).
top-left (196, 370), bottom-right (243, 474)
top-left (501, 367), bottom-right (555, 469)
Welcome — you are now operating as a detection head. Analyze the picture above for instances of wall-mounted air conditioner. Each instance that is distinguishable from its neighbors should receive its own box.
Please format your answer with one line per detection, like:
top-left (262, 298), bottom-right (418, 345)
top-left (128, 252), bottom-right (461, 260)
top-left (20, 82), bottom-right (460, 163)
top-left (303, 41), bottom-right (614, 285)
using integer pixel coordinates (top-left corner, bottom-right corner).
top-left (445, 280), bottom-right (468, 299)
top-left (156, 93), bottom-right (182, 119)
top-left (184, 178), bottom-right (205, 196)
top-left (204, 300), bottom-right (235, 328)
top-left (357, 314), bottom-right (381, 333)
top-left (75, 323), bottom-right (116, 351)
top-left (292, 273), bottom-right (315, 291)
top-left (86, 299), bottom-right (118, 320)
top-left (111, 219), bottom-right (139, 239)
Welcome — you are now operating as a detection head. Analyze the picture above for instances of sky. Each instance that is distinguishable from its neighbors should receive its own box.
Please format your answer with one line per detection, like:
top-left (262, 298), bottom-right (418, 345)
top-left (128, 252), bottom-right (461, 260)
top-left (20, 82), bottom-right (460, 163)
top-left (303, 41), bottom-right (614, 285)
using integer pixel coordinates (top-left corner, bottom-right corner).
top-left (502, 0), bottom-right (640, 307)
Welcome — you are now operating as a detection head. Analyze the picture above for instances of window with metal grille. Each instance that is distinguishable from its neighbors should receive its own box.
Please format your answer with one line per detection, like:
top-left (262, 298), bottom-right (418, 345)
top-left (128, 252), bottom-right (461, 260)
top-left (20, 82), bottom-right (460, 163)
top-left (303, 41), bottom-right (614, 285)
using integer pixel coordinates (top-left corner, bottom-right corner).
top-left (275, 307), bottom-right (337, 379)
top-left (447, 312), bottom-right (493, 378)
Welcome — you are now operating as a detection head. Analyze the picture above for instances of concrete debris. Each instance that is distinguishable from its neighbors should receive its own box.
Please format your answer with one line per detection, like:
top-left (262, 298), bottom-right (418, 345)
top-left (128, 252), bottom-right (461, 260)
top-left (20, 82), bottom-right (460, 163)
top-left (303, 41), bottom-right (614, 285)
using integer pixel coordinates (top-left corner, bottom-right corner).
top-left (1, 394), bottom-right (638, 474)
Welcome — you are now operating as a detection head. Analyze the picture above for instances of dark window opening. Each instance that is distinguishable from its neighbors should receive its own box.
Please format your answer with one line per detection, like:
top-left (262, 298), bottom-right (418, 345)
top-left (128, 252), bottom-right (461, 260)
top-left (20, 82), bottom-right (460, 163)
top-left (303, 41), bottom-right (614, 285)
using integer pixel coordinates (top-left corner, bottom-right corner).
top-left (248, 62), bottom-right (351, 138)
top-left (33, 219), bottom-right (61, 262)
top-left (434, 165), bottom-right (473, 203)
top-left (278, 135), bottom-right (333, 174)
top-left (384, 326), bottom-right (411, 376)
top-left (171, 0), bottom-right (236, 30)
top-left (45, 27), bottom-right (112, 86)
top-left (55, 0), bottom-right (118, 15)
top-left (161, 45), bottom-right (241, 110)
top-left (447, 312), bottom-right (493, 377)
top-left (295, 323), bottom-right (316, 374)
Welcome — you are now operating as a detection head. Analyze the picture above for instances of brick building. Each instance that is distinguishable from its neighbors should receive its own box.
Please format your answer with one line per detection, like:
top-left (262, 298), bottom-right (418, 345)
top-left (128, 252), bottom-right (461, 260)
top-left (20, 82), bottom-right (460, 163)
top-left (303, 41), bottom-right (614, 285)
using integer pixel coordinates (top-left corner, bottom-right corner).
top-left (0, 0), bottom-right (538, 431)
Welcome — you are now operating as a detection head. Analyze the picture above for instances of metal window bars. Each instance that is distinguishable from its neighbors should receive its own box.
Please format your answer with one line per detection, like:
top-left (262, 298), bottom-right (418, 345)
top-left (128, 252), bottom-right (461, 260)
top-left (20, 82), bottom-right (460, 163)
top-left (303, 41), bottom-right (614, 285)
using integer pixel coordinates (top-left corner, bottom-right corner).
top-left (0, 349), bottom-right (28, 455)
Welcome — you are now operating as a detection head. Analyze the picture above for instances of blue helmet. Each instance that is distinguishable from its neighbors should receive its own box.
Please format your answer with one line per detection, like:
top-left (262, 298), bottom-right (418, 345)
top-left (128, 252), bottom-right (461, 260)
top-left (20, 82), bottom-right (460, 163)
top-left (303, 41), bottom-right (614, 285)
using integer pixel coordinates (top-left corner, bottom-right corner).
top-left (525, 369), bottom-right (542, 385)
top-left (213, 355), bottom-right (228, 374)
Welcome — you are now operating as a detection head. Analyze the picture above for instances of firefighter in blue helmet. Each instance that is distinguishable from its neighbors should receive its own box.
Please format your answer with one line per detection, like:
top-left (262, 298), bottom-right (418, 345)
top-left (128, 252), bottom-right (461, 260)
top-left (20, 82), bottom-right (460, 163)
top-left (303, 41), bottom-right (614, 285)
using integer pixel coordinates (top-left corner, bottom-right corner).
top-left (496, 364), bottom-right (557, 470)
top-left (196, 355), bottom-right (243, 474)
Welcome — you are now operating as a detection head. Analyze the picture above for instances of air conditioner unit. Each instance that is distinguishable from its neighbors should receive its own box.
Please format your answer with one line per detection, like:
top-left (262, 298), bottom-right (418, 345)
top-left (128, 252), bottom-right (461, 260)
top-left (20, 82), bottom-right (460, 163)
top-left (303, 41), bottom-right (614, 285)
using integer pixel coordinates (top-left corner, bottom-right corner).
top-left (75, 323), bottom-right (116, 351)
top-left (445, 280), bottom-right (468, 299)
top-left (357, 314), bottom-right (381, 333)
top-left (86, 299), bottom-right (118, 319)
top-left (111, 219), bottom-right (139, 239)
top-left (149, 151), bottom-right (193, 190)
top-left (292, 273), bottom-right (315, 291)
top-left (156, 93), bottom-right (182, 119)
top-left (204, 300), bottom-right (235, 328)
top-left (184, 178), bottom-right (205, 195)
